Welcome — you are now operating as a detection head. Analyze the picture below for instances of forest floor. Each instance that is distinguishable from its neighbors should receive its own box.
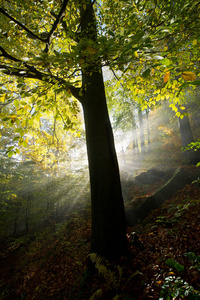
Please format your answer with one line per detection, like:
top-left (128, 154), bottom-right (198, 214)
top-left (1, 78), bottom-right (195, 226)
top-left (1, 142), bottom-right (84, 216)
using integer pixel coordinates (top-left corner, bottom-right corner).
top-left (0, 166), bottom-right (200, 299)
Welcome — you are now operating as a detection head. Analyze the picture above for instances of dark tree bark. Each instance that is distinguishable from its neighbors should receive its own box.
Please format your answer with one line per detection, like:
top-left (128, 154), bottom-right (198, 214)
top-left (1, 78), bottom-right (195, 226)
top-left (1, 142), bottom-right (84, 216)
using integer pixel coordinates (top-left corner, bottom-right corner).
top-left (82, 72), bottom-right (127, 259)
top-left (79, 1), bottom-right (127, 260)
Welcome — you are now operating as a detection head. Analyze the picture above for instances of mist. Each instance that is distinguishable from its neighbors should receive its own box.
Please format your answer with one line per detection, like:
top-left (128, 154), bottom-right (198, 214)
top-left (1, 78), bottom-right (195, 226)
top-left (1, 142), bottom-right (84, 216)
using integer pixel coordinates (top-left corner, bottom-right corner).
top-left (1, 98), bottom-right (200, 240)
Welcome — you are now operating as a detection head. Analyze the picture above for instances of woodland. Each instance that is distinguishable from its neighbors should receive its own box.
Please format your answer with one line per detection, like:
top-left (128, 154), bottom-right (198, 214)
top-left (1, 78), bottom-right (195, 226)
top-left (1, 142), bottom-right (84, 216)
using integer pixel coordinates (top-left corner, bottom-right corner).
top-left (0, 0), bottom-right (200, 299)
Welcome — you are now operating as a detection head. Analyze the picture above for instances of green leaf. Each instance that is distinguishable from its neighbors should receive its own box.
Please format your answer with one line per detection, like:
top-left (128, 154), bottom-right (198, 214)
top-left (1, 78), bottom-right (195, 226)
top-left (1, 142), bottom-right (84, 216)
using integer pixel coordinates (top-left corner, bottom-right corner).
top-left (14, 100), bottom-right (19, 107)
top-left (22, 140), bottom-right (28, 147)
top-left (165, 258), bottom-right (177, 267)
top-left (13, 136), bottom-right (20, 141)
top-left (15, 128), bottom-right (24, 137)
top-left (7, 146), bottom-right (14, 151)
top-left (20, 101), bottom-right (27, 105)
top-left (166, 259), bottom-right (184, 272)
top-left (174, 262), bottom-right (184, 272)
top-left (7, 151), bottom-right (14, 157)
top-left (142, 69), bottom-right (151, 78)
top-left (160, 58), bottom-right (171, 66)
top-left (15, 148), bottom-right (20, 154)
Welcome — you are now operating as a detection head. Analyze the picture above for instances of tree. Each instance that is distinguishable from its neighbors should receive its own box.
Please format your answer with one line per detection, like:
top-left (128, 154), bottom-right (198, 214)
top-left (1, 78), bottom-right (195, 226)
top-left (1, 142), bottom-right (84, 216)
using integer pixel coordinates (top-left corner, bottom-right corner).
top-left (1, 0), bottom-right (200, 260)
top-left (0, 0), bottom-right (127, 260)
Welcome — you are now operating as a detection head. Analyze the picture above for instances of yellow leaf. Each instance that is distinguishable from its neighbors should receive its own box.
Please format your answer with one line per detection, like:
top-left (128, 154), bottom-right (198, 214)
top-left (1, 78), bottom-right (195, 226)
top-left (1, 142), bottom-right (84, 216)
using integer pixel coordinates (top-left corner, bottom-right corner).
top-left (164, 71), bottom-right (170, 83)
top-left (0, 94), bottom-right (6, 102)
top-left (134, 51), bottom-right (138, 58)
top-left (169, 272), bottom-right (175, 275)
top-left (193, 39), bottom-right (197, 46)
top-left (181, 71), bottom-right (196, 81)
top-left (86, 46), bottom-right (97, 54)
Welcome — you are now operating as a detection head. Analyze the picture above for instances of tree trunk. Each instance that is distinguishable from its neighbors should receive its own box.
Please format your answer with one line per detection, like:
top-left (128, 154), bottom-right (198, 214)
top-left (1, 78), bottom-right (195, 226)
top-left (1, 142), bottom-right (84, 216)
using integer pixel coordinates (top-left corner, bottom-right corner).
top-left (179, 108), bottom-right (194, 147)
top-left (146, 109), bottom-right (150, 152)
top-left (81, 71), bottom-right (127, 260)
top-left (25, 196), bottom-right (31, 234)
top-left (178, 108), bottom-right (200, 164)
top-left (133, 128), bottom-right (139, 156)
top-left (138, 108), bottom-right (145, 156)
top-left (78, 0), bottom-right (127, 260)
top-left (13, 202), bottom-right (21, 236)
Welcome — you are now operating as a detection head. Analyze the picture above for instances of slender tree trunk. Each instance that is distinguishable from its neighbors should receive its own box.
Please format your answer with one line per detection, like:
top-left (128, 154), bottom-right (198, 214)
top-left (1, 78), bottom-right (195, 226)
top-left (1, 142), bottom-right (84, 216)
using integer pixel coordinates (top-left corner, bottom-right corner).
top-left (133, 128), bottom-right (139, 156)
top-left (0, 175), bottom-right (7, 203)
top-left (146, 109), bottom-right (150, 152)
top-left (13, 202), bottom-right (21, 236)
top-left (25, 195), bottom-right (31, 234)
top-left (138, 108), bottom-right (145, 156)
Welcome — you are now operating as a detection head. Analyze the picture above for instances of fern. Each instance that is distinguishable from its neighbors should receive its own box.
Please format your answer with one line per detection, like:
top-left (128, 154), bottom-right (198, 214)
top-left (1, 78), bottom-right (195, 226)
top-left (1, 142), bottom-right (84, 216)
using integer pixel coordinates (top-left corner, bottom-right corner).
top-left (90, 289), bottom-right (103, 300)
top-left (89, 253), bottom-right (123, 299)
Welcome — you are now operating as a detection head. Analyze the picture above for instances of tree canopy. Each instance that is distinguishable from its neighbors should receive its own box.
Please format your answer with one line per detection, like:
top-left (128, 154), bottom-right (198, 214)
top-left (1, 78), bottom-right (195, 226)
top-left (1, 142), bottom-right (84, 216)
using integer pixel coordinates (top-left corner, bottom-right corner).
top-left (0, 0), bottom-right (199, 143)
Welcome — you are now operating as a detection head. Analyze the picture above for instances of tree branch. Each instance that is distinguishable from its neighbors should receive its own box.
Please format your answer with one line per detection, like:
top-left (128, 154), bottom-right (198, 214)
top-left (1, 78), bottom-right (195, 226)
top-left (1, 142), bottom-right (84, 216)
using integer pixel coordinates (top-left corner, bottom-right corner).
top-left (50, 10), bottom-right (80, 43)
top-left (44, 0), bottom-right (70, 52)
top-left (1, 1), bottom-right (70, 52)
top-left (0, 7), bottom-right (46, 42)
top-left (0, 46), bottom-right (21, 63)
top-left (0, 62), bottom-right (82, 102)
